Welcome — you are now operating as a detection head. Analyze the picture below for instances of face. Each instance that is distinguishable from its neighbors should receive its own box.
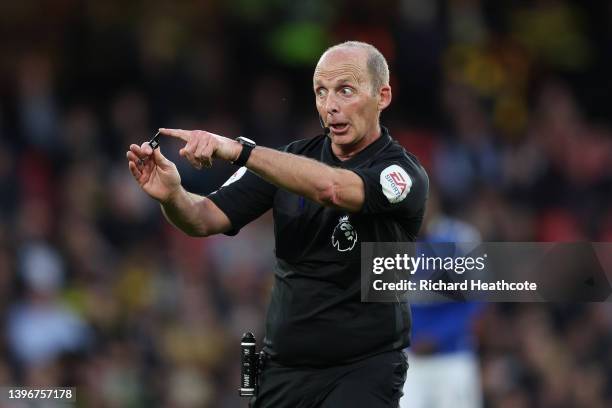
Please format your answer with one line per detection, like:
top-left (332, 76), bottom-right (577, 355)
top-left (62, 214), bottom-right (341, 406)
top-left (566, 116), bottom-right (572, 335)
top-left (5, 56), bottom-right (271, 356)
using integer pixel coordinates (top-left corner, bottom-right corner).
top-left (313, 48), bottom-right (391, 151)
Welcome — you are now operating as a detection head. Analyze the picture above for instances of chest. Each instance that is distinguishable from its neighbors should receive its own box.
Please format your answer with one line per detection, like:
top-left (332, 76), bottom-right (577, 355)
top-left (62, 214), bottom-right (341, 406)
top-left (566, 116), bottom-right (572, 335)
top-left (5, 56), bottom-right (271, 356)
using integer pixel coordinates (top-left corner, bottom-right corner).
top-left (272, 190), bottom-right (364, 258)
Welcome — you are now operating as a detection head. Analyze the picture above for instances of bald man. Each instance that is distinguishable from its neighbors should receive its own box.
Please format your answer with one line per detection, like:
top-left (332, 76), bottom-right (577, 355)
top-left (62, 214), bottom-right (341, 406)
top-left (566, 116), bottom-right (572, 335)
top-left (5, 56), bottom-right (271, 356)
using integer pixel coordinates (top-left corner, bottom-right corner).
top-left (127, 41), bottom-right (428, 407)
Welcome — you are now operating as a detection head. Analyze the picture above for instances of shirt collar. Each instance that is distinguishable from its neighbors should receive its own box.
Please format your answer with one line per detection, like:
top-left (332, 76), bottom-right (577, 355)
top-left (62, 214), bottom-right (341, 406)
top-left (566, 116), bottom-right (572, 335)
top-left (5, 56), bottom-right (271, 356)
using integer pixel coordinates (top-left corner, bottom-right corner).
top-left (321, 125), bottom-right (392, 168)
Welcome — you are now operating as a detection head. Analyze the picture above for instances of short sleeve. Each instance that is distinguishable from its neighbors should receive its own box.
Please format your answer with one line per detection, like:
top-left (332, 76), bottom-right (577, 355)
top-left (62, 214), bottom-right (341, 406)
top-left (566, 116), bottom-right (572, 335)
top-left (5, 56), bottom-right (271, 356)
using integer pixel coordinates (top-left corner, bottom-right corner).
top-left (207, 166), bottom-right (277, 235)
top-left (352, 156), bottom-right (428, 216)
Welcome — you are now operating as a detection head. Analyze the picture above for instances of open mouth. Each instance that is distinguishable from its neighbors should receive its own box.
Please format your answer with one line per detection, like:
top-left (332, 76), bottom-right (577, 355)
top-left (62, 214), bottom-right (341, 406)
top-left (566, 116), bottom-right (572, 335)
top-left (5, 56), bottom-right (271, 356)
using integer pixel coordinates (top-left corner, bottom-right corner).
top-left (329, 123), bottom-right (349, 134)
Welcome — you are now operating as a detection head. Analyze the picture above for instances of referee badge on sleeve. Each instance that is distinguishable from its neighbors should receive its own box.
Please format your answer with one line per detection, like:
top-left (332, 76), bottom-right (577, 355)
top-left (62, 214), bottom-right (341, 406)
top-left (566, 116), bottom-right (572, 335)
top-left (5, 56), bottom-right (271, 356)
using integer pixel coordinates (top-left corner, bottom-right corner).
top-left (380, 165), bottom-right (412, 203)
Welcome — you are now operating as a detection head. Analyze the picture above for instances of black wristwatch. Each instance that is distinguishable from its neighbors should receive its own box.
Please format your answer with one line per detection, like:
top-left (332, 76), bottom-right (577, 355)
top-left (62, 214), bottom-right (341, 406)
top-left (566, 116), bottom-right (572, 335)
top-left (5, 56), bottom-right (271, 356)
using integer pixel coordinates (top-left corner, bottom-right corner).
top-left (233, 136), bottom-right (256, 167)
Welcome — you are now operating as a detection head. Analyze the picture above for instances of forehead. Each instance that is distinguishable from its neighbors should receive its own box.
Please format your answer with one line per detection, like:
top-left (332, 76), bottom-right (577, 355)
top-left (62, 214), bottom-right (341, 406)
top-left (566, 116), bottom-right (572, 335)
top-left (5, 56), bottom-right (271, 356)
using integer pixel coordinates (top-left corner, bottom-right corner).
top-left (313, 48), bottom-right (369, 86)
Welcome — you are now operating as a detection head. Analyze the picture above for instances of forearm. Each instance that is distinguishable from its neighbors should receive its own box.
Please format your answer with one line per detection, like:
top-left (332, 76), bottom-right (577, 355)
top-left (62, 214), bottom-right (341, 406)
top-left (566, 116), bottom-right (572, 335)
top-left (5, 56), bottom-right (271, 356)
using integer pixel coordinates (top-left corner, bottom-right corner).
top-left (153, 128), bottom-right (365, 212)
top-left (160, 187), bottom-right (229, 236)
top-left (246, 146), bottom-right (363, 211)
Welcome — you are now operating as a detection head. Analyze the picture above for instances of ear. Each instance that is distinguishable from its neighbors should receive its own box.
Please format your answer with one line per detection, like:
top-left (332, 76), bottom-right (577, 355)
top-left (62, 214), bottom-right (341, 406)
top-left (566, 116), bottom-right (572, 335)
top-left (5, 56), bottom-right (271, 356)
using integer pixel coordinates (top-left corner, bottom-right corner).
top-left (378, 85), bottom-right (392, 111)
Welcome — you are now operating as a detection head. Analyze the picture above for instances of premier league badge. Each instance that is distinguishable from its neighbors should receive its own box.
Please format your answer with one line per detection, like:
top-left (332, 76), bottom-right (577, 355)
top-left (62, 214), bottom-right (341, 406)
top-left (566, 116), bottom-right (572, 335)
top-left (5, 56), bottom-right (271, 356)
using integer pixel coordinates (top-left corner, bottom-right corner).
top-left (332, 216), bottom-right (358, 252)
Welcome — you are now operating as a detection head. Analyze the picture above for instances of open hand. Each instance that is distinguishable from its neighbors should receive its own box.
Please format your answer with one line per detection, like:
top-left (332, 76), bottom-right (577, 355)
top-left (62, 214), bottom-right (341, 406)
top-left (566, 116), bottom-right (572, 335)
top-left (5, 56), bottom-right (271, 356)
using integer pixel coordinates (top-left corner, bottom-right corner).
top-left (126, 142), bottom-right (181, 203)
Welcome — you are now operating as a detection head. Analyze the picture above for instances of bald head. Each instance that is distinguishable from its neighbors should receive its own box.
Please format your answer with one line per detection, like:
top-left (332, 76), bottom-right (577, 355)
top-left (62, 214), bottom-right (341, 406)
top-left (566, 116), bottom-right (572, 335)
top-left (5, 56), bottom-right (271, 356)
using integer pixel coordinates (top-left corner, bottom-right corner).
top-left (317, 41), bottom-right (390, 95)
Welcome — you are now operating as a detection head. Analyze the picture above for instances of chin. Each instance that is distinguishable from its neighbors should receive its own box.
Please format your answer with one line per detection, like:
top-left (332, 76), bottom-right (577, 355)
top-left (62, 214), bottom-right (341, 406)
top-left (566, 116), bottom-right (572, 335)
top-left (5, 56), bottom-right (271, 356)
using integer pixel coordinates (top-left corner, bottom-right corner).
top-left (330, 132), bottom-right (358, 146)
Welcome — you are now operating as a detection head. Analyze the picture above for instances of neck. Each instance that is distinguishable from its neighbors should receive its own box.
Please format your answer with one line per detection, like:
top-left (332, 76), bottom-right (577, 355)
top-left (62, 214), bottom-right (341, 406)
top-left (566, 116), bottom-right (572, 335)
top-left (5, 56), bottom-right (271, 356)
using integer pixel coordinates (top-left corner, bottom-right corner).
top-left (332, 125), bottom-right (382, 161)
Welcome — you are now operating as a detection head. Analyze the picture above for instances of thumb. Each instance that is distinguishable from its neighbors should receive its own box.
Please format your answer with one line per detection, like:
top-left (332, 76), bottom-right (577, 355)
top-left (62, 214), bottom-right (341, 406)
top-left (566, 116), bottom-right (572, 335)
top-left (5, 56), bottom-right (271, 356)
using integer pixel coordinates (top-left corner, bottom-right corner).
top-left (152, 147), bottom-right (173, 169)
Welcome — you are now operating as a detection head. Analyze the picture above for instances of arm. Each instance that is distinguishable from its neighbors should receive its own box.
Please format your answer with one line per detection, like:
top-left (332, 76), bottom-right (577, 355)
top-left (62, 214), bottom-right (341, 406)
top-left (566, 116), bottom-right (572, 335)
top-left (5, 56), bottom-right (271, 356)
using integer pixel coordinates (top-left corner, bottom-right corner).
top-left (160, 187), bottom-right (231, 237)
top-left (246, 146), bottom-right (365, 212)
top-left (158, 128), bottom-right (366, 213)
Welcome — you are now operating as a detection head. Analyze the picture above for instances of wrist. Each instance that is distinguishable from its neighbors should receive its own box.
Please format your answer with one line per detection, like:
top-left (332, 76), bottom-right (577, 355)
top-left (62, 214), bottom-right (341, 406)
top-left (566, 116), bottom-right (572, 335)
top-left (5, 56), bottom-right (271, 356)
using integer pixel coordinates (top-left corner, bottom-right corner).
top-left (232, 136), bottom-right (256, 166)
top-left (231, 140), bottom-right (242, 163)
top-left (160, 185), bottom-right (184, 206)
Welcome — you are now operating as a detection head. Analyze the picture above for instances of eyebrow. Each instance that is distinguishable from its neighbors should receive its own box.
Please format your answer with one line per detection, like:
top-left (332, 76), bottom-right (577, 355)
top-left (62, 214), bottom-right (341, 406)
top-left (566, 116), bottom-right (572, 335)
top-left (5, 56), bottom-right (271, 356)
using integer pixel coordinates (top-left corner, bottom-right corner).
top-left (314, 77), bottom-right (356, 88)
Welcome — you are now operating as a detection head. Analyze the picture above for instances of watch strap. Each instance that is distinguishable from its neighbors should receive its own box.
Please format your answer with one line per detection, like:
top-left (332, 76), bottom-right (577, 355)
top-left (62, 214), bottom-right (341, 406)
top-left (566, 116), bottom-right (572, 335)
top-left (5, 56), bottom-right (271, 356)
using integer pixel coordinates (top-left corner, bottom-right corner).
top-left (233, 137), bottom-right (256, 167)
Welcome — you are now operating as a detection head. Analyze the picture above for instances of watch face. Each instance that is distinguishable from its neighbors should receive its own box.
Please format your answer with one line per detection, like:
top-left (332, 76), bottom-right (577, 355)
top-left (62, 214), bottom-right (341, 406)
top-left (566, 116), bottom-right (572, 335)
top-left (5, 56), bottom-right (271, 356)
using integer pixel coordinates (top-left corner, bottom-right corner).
top-left (238, 136), bottom-right (256, 147)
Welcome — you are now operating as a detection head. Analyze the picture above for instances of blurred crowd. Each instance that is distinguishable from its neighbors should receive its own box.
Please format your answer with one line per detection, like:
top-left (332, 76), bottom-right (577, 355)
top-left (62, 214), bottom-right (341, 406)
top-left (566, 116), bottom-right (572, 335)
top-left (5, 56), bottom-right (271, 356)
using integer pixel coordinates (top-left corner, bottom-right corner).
top-left (0, 0), bottom-right (611, 407)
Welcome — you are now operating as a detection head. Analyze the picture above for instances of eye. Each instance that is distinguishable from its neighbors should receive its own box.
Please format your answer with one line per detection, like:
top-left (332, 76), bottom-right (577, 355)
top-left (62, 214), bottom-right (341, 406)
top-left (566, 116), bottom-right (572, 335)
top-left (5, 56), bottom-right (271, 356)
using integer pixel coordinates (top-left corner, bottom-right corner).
top-left (339, 86), bottom-right (354, 96)
top-left (316, 88), bottom-right (328, 98)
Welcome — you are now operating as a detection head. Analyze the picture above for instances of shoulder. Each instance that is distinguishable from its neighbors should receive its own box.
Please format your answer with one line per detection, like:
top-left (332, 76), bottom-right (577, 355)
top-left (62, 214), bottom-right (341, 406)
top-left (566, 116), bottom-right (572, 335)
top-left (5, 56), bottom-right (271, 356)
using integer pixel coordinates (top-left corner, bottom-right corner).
top-left (280, 134), bottom-right (327, 154)
top-left (376, 137), bottom-right (428, 181)
top-left (368, 135), bottom-right (429, 204)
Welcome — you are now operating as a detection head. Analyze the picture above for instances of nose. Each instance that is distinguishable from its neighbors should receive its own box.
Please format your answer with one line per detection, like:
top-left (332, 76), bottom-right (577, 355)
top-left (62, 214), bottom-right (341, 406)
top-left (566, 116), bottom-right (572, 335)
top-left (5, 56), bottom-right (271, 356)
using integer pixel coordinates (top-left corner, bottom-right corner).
top-left (324, 93), bottom-right (340, 115)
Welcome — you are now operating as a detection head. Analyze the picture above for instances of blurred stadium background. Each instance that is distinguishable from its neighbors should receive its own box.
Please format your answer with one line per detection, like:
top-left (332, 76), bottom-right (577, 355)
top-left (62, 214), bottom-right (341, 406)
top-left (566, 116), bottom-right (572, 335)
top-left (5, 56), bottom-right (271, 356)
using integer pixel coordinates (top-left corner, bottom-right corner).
top-left (1, 0), bottom-right (611, 407)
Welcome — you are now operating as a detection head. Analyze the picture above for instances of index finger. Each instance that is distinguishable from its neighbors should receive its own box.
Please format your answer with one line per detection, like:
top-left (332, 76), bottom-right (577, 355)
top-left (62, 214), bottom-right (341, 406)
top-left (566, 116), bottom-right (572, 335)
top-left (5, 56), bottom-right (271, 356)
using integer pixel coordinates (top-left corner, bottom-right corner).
top-left (158, 128), bottom-right (191, 142)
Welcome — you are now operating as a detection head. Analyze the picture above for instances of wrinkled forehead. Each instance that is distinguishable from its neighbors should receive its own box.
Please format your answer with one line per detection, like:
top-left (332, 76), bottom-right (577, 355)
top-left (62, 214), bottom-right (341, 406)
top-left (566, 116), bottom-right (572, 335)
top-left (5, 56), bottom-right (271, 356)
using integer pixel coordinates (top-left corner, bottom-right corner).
top-left (313, 48), bottom-right (369, 87)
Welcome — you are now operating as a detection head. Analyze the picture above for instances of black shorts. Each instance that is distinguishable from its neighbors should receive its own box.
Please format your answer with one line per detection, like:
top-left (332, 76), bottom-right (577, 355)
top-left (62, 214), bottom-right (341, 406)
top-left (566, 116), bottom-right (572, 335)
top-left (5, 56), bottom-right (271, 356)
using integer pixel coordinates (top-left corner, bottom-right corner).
top-left (250, 350), bottom-right (408, 408)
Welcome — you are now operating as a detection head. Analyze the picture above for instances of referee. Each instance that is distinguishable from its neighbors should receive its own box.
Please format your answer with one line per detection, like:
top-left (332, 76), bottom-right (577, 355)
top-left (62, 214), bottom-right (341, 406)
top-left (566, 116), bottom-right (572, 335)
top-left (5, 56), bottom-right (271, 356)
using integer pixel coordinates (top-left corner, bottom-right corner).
top-left (126, 41), bottom-right (428, 407)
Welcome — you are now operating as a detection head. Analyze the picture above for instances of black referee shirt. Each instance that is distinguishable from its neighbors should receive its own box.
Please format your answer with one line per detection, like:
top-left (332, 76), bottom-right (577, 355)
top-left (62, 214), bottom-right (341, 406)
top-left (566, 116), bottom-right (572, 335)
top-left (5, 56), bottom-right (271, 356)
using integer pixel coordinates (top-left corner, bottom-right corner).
top-left (208, 126), bottom-right (429, 366)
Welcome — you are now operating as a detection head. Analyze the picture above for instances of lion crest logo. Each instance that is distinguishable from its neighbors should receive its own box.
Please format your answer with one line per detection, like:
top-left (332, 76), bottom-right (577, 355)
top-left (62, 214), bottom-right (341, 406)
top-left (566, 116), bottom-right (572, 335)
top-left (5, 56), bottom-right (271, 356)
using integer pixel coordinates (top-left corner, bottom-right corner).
top-left (331, 216), bottom-right (358, 252)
